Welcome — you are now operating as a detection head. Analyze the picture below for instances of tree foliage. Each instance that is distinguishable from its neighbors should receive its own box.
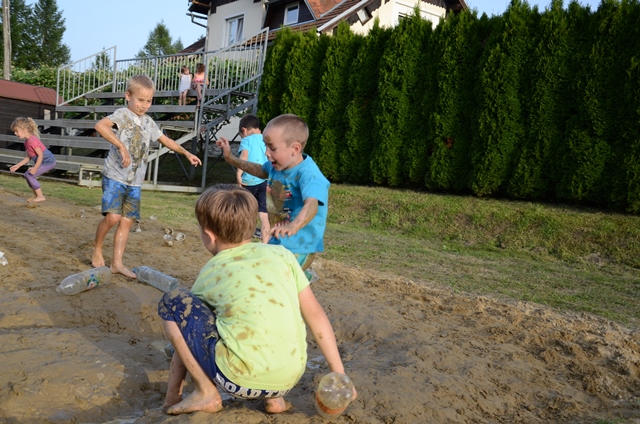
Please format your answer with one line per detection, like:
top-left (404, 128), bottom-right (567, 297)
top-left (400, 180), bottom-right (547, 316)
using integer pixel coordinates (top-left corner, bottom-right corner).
top-left (137, 21), bottom-right (184, 58)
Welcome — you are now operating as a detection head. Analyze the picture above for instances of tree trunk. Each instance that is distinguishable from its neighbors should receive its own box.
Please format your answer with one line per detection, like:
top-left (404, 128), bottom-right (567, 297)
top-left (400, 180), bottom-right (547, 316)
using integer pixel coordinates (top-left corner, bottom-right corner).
top-left (2, 0), bottom-right (10, 80)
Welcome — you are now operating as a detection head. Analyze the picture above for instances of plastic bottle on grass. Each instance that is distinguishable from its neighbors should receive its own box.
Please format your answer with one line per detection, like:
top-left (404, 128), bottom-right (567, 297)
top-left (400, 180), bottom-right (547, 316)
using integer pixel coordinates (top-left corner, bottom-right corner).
top-left (315, 372), bottom-right (354, 419)
top-left (133, 266), bottom-right (180, 293)
top-left (56, 267), bottom-right (111, 295)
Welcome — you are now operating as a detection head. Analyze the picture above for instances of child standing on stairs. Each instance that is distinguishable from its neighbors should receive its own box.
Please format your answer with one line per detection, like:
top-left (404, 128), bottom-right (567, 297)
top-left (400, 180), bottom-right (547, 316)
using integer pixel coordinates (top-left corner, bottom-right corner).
top-left (178, 66), bottom-right (192, 106)
top-left (9, 117), bottom-right (57, 203)
top-left (92, 75), bottom-right (202, 278)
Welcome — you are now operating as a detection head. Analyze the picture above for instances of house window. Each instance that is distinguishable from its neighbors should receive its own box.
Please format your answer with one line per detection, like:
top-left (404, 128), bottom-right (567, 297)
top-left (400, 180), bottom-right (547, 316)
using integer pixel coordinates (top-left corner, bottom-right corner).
top-left (226, 15), bottom-right (244, 46)
top-left (356, 7), bottom-right (372, 24)
top-left (285, 3), bottom-right (299, 25)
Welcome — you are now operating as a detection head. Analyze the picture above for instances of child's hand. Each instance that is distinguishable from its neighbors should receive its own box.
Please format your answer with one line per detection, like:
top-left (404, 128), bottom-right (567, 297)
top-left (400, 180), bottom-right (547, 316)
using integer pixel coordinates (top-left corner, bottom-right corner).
top-left (270, 222), bottom-right (299, 239)
top-left (27, 167), bottom-right (38, 175)
top-left (118, 146), bottom-right (131, 167)
top-left (9, 164), bottom-right (19, 173)
top-left (186, 152), bottom-right (202, 167)
top-left (216, 137), bottom-right (231, 158)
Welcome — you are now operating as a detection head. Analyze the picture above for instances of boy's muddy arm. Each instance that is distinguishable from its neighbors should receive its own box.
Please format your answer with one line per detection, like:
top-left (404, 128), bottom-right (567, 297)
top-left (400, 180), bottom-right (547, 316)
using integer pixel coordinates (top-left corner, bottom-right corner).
top-left (95, 118), bottom-right (131, 167)
top-left (271, 198), bottom-right (318, 239)
top-left (158, 135), bottom-right (202, 166)
top-left (216, 137), bottom-right (268, 179)
top-left (299, 286), bottom-right (358, 400)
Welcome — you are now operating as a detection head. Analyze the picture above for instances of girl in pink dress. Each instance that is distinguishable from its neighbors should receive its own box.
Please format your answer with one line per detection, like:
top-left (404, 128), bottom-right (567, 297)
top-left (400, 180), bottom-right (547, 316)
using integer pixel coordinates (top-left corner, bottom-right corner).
top-left (9, 117), bottom-right (57, 203)
top-left (191, 63), bottom-right (208, 106)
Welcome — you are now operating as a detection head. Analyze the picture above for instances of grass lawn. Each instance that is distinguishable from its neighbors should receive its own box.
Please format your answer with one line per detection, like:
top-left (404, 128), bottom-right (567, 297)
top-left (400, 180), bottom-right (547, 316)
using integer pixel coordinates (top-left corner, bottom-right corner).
top-left (2, 172), bottom-right (638, 327)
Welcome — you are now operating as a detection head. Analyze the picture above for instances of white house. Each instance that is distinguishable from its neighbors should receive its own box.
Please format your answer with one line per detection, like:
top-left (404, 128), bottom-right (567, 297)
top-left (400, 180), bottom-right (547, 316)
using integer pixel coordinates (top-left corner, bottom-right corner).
top-left (185, 0), bottom-right (467, 52)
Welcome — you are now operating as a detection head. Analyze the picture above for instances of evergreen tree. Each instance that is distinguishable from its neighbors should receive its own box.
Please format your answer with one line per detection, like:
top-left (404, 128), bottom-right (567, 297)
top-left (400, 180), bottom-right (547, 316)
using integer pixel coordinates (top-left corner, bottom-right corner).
top-left (281, 29), bottom-right (329, 152)
top-left (258, 27), bottom-right (296, 125)
top-left (137, 21), bottom-right (184, 57)
top-left (470, 1), bottom-right (529, 196)
top-left (342, 20), bottom-right (391, 184)
top-left (0, 0), bottom-right (33, 68)
top-left (371, 9), bottom-right (428, 186)
top-left (24, 0), bottom-right (70, 68)
top-left (312, 22), bottom-right (362, 181)
top-left (508, 2), bottom-right (566, 200)
top-left (426, 9), bottom-right (483, 191)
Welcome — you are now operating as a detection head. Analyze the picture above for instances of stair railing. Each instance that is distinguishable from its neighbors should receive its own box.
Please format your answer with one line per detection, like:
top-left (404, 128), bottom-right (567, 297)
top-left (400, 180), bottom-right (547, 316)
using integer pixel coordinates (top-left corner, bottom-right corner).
top-left (56, 46), bottom-right (117, 106)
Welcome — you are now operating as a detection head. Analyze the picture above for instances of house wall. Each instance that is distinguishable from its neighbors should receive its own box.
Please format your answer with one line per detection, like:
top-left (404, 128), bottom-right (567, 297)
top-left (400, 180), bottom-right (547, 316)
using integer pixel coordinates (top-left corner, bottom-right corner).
top-left (349, 0), bottom-right (445, 34)
top-left (206, 0), bottom-right (266, 51)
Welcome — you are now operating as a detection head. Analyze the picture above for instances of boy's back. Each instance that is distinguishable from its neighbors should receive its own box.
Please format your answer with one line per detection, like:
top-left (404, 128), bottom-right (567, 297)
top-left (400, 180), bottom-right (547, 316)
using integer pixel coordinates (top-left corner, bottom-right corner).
top-left (190, 242), bottom-right (309, 390)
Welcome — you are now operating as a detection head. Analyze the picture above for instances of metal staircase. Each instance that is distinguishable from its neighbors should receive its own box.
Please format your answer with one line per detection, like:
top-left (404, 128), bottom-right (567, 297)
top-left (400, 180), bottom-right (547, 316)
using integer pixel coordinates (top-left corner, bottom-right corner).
top-left (0, 28), bottom-right (269, 193)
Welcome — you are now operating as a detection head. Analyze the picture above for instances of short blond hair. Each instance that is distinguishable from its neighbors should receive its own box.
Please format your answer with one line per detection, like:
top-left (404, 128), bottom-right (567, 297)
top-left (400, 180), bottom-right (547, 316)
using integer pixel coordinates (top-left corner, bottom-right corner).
top-left (11, 117), bottom-right (39, 137)
top-left (126, 75), bottom-right (155, 95)
top-left (195, 184), bottom-right (257, 244)
top-left (265, 114), bottom-right (309, 149)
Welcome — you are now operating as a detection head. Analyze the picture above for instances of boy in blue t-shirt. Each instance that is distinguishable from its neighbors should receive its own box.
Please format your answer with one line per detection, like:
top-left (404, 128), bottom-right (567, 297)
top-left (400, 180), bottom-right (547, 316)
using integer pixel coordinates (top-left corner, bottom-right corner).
top-left (217, 114), bottom-right (329, 280)
top-left (236, 114), bottom-right (270, 243)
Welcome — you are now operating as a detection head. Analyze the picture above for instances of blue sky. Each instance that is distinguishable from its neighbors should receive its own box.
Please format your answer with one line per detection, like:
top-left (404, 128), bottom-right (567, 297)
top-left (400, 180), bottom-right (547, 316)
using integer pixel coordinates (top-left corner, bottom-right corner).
top-left (29, 0), bottom-right (603, 62)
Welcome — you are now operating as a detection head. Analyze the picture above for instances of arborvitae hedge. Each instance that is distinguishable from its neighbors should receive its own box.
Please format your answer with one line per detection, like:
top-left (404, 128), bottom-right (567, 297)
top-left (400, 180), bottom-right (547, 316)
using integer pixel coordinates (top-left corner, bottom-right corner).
top-left (312, 23), bottom-right (362, 181)
top-left (258, 0), bottom-right (640, 214)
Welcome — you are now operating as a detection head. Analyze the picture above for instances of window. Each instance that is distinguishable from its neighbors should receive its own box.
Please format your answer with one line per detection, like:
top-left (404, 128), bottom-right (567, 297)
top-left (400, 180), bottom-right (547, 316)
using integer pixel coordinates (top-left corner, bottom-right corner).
top-left (226, 15), bottom-right (244, 46)
top-left (285, 3), bottom-right (299, 25)
top-left (356, 7), bottom-right (372, 24)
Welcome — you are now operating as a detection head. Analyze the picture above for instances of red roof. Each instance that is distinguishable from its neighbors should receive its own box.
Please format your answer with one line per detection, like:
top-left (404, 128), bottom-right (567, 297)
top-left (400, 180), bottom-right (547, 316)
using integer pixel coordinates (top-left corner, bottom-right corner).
top-left (0, 80), bottom-right (58, 105)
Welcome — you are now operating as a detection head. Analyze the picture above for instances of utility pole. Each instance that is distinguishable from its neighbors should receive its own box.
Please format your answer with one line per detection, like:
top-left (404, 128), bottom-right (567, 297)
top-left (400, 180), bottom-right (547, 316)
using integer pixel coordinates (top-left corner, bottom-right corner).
top-left (2, 0), bottom-right (10, 80)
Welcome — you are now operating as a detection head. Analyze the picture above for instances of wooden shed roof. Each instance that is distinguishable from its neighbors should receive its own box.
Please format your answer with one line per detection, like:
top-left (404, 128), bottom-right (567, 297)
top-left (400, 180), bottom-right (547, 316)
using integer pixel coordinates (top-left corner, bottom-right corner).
top-left (0, 80), bottom-right (58, 105)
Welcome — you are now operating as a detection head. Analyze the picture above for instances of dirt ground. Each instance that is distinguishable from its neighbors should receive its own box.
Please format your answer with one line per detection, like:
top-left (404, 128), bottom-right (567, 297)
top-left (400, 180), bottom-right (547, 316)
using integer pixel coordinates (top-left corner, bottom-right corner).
top-left (0, 186), bottom-right (639, 424)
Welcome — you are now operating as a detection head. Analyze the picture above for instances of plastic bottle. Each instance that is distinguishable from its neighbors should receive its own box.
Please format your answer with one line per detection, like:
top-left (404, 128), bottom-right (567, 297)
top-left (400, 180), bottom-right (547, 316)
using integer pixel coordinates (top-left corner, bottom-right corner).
top-left (315, 372), bottom-right (354, 419)
top-left (133, 266), bottom-right (180, 293)
top-left (56, 267), bottom-right (111, 295)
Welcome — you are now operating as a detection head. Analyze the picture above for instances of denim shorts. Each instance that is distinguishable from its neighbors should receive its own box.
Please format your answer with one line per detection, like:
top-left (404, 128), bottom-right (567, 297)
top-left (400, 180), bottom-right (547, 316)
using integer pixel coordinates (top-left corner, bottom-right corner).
top-left (101, 176), bottom-right (141, 219)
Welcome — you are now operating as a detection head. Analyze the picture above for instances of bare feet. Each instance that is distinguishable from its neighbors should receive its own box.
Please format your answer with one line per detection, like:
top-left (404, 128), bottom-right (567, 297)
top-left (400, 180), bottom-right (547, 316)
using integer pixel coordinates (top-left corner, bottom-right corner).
top-left (264, 397), bottom-right (293, 414)
top-left (91, 246), bottom-right (105, 268)
top-left (111, 264), bottom-right (136, 279)
top-left (163, 393), bottom-right (183, 411)
top-left (166, 390), bottom-right (223, 415)
top-left (26, 196), bottom-right (46, 203)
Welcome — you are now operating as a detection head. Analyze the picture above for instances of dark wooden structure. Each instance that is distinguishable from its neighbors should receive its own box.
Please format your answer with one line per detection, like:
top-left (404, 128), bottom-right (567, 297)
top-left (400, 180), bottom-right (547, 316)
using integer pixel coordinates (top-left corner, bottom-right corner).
top-left (0, 80), bottom-right (58, 138)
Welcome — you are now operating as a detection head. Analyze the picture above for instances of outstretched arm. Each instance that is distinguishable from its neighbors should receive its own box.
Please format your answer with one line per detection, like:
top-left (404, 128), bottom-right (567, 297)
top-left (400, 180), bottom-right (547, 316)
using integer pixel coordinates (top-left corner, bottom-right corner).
top-left (158, 135), bottom-right (202, 166)
top-left (236, 150), bottom-right (248, 185)
top-left (216, 137), bottom-right (268, 179)
top-left (9, 154), bottom-right (30, 173)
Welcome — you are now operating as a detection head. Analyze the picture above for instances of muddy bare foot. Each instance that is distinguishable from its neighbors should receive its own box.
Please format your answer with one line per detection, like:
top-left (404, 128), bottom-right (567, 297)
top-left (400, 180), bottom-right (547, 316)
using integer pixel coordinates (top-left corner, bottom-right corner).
top-left (91, 246), bottom-right (105, 268)
top-left (163, 393), bottom-right (182, 411)
top-left (264, 398), bottom-right (293, 414)
top-left (166, 391), bottom-right (223, 415)
top-left (111, 264), bottom-right (136, 279)
top-left (26, 196), bottom-right (46, 203)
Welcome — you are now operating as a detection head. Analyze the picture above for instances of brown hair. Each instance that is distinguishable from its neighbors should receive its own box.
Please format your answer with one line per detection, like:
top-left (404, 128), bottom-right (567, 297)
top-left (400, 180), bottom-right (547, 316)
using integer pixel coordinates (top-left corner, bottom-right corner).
top-left (265, 114), bottom-right (309, 149)
top-left (11, 117), bottom-right (39, 137)
top-left (126, 75), bottom-right (155, 95)
top-left (195, 184), bottom-right (257, 244)
top-left (195, 63), bottom-right (205, 73)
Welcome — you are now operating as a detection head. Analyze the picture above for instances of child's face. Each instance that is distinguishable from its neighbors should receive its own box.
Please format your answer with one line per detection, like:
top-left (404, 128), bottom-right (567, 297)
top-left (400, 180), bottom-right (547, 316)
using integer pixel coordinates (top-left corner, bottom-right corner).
top-left (263, 125), bottom-right (301, 171)
top-left (13, 126), bottom-right (29, 139)
top-left (183, 68), bottom-right (189, 74)
top-left (125, 87), bottom-right (154, 116)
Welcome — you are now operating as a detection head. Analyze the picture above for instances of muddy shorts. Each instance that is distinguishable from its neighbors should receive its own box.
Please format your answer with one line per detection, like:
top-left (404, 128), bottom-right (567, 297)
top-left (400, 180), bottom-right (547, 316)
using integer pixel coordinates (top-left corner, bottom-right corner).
top-left (158, 289), bottom-right (292, 400)
top-left (101, 176), bottom-right (141, 220)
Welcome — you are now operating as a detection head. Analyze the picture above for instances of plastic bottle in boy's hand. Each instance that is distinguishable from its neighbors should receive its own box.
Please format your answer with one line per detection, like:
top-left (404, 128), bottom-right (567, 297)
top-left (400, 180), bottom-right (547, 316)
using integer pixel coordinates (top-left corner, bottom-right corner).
top-left (133, 266), bottom-right (180, 293)
top-left (56, 266), bottom-right (111, 295)
top-left (315, 372), bottom-right (355, 418)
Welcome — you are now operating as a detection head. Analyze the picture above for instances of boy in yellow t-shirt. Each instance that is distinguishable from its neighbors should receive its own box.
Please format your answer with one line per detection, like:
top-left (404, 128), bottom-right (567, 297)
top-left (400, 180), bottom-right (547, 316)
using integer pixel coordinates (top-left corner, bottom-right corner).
top-left (157, 184), bottom-right (356, 415)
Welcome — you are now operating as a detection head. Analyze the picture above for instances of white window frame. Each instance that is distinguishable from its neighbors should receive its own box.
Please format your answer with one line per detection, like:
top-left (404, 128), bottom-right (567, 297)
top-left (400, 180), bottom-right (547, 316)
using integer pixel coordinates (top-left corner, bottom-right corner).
top-left (226, 15), bottom-right (244, 46)
top-left (284, 3), bottom-right (300, 25)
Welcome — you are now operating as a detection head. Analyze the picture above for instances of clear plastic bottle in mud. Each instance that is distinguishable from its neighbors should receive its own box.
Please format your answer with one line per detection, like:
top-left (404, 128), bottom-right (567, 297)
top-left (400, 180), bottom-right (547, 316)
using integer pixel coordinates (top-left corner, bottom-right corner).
top-left (56, 267), bottom-right (112, 295)
top-left (133, 266), bottom-right (180, 293)
top-left (315, 372), bottom-right (355, 419)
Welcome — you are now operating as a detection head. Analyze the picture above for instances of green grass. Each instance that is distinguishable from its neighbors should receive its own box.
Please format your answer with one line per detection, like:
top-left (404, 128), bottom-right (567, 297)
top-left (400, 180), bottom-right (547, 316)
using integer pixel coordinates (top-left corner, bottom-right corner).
top-left (2, 173), bottom-right (638, 327)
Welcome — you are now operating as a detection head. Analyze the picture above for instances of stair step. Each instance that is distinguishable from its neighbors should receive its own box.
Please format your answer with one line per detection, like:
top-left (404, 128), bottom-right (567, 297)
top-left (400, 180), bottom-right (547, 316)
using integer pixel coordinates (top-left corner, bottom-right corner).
top-left (56, 105), bottom-right (198, 113)
top-left (84, 89), bottom-right (223, 100)
top-left (33, 119), bottom-right (196, 130)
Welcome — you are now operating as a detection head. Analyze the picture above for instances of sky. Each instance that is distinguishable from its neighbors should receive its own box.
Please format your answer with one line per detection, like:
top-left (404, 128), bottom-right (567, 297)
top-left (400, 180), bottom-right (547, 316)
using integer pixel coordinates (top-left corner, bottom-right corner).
top-left (27, 0), bottom-right (603, 63)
